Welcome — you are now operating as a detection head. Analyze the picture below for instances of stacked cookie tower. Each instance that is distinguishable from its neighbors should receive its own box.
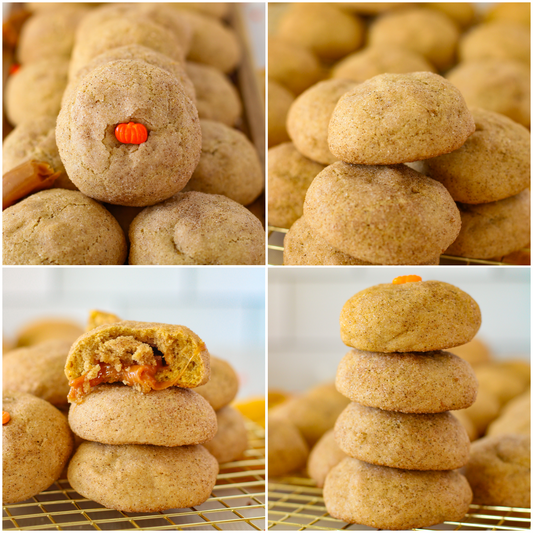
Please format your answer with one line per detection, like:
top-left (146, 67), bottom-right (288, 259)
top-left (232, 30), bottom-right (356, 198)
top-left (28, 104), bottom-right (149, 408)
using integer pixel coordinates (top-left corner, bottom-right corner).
top-left (324, 276), bottom-right (481, 529)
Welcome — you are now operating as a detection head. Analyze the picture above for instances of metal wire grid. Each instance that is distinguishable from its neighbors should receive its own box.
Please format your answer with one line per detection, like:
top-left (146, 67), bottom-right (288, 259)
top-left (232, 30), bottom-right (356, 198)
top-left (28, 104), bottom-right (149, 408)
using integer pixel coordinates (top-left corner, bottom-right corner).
top-left (268, 477), bottom-right (531, 531)
top-left (3, 420), bottom-right (265, 531)
top-left (267, 228), bottom-right (530, 266)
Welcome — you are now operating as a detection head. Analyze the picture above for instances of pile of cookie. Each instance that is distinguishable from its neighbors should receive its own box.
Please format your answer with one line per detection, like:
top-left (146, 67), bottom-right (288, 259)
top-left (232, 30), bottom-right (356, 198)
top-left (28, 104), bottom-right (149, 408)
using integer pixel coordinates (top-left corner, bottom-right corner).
top-left (3, 3), bottom-right (265, 265)
top-left (323, 275), bottom-right (482, 529)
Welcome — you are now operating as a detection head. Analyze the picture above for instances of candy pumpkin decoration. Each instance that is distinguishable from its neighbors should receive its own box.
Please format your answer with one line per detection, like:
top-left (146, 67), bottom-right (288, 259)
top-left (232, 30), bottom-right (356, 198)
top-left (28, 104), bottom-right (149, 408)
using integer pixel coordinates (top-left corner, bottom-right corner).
top-left (392, 275), bottom-right (422, 284)
top-left (115, 122), bottom-right (148, 144)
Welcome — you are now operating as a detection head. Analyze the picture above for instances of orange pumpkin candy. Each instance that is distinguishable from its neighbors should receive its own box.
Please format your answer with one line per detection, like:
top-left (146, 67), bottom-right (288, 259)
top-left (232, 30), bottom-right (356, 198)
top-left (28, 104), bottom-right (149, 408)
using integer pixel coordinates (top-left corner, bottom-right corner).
top-left (115, 122), bottom-right (148, 144)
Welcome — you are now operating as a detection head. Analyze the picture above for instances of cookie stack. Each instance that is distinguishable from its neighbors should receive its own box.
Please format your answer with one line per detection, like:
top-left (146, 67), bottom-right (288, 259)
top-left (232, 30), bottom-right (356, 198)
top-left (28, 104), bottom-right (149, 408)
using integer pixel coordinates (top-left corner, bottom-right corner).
top-left (324, 276), bottom-right (481, 529)
top-left (65, 320), bottom-right (220, 512)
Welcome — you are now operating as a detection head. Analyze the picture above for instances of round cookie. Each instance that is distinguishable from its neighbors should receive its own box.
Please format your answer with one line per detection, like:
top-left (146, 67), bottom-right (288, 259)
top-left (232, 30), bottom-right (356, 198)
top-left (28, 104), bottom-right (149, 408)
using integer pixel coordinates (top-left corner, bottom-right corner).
top-left (203, 406), bottom-right (248, 464)
top-left (68, 442), bottom-right (218, 512)
top-left (473, 363), bottom-right (529, 407)
top-left (331, 46), bottom-right (435, 84)
top-left (4, 58), bottom-right (69, 127)
top-left (484, 2), bottom-right (530, 26)
top-left (3, 340), bottom-right (72, 407)
top-left (368, 7), bottom-right (459, 70)
top-left (15, 317), bottom-right (84, 348)
top-left (452, 410), bottom-right (478, 442)
top-left (426, 2), bottom-right (476, 30)
top-left (172, 3), bottom-right (230, 20)
top-left (324, 458), bottom-right (472, 530)
top-left (446, 189), bottom-right (530, 260)
top-left (465, 434), bottom-right (530, 508)
top-left (448, 337), bottom-right (493, 366)
top-left (68, 384), bottom-right (217, 446)
top-left (186, 62), bottom-right (242, 126)
top-left (183, 120), bottom-right (264, 206)
top-left (336, 349), bottom-right (479, 414)
top-left (328, 72), bottom-right (475, 165)
top-left (487, 390), bottom-right (530, 437)
top-left (307, 429), bottom-right (347, 488)
top-left (268, 143), bottom-right (326, 229)
top-left (304, 162), bottom-right (461, 265)
top-left (268, 416), bottom-right (309, 477)
top-left (3, 391), bottom-right (73, 504)
top-left (195, 356), bottom-right (239, 411)
top-left (57, 59), bottom-right (201, 207)
top-left (335, 402), bottom-right (470, 470)
top-left (3, 189), bottom-right (127, 265)
top-left (460, 388), bottom-right (501, 436)
top-left (340, 279), bottom-right (482, 352)
top-left (287, 79), bottom-right (358, 166)
top-left (268, 80), bottom-right (294, 148)
top-left (128, 192), bottom-right (265, 265)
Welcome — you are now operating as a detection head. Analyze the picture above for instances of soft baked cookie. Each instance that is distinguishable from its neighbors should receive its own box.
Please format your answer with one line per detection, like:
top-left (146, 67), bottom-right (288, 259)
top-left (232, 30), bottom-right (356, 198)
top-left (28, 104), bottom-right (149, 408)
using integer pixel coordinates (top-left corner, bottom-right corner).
top-left (4, 58), bottom-right (69, 127)
top-left (484, 2), bottom-right (530, 26)
top-left (336, 349), bottom-right (479, 413)
top-left (448, 337), bottom-right (493, 366)
top-left (307, 429), bottom-right (347, 488)
top-left (446, 190), bottom-right (530, 259)
top-left (86, 310), bottom-right (122, 331)
top-left (172, 3), bottom-right (230, 19)
top-left (3, 340), bottom-right (72, 407)
top-left (335, 402), bottom-right (470, 470)
top-left (195, 356), bottom-right (239, 411)
top-left (426, 2), bottom-right (476, 29)
top-left (287, 79), bottom-right (358, 165)
top-left (128, 192), bottom-right (265, 265)
top-left (268, 143), bottom-right (326, 229)
top-left (460, 388), bottom-right (501, 437)
top-left (65, 321), bottom-right (210, 402)
top-left (487, 390), bottom-right (530, 437)
top-left (15, 317), bottom-right (84, 348)
top-left (268, 80), bottom-right (294, 148)
top-left (452, 410), bottom-right (478, 442)
top-left (473, 363), bottom-right (529, 407)
top-left (465, 434), bottom-right (530, 508)
top-left (68, 384), bottom-right (217, 446)
top-left (340, 279), bottom-right (482, 352)
top-left (203, 406), bottom-right (248, 464)
top-left (68, 442), bottom-right (218, 512)
top-left (57, 59), bottom-right (201, 206)
top-left (3, 391), bottom-right (73, 504)
top-left (328, 72), bottom-right (475, 165)
top-left (324, 458), bottom-right (472, 530)
top-left (268, 416), bottom-right (309, 477)
top-left (3, 189), bottom-right (127, 265)
top-left (183, 120), bottom-right (263, 206)
top-left (186, 62), bottom-right (242, 126)
top-left (423, 108), bottom-right (530, 204)
top-left (304, 162), bottom-right (461, 265)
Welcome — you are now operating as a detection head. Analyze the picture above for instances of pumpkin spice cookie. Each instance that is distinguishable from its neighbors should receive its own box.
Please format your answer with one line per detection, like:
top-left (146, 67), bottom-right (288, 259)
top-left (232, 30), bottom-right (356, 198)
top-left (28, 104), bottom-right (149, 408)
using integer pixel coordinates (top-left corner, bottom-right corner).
top-left (328, 72), bottom-right (475, 165)
top-left (57, 59), bottom-right (201, 206)
top-left (15, 317), bottom-right (84, 348)
top-left (268, 80), bottom-right (294, 148)
top-left (195, 356), bottom-right (239, 411)
top-left (3, 189), bottom-right (127, 265)
top-left (68, 442), bottom-right (218, 512)
top-left (268, 416), bottom-right (309, 477)
top-left (307, 429), bottom-right (347, 488)
top-left (304, 162), bottom-right (461, 265)
top-left (203, 406), bottom-right (248, 464)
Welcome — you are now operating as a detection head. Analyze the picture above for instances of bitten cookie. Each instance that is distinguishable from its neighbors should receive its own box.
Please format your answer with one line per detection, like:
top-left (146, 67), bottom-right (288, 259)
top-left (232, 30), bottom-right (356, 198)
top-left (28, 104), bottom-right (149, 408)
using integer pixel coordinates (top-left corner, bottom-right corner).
top-left (307, 430), bottom-right (347, 488)
top-left (268, 416), bottom-right (309, 477)
top-left (324, 458), bottom-right (472, 530)
top-left (195, 356), bottom-right (239, 411)
top-left (336, 349), bottom-right (478, 413)
top-left (3, 391), bottom-right (73, 503)
top-left (203, 406), bottom-right (248, 463)
top-left (340, 279), bottom-right (482, 352)
top-left (334, 402), bottom-right (470, 470)
top-left (328, 72), bottom-right (475, 165)
top-left (68, 442), bottom-right (218, 512)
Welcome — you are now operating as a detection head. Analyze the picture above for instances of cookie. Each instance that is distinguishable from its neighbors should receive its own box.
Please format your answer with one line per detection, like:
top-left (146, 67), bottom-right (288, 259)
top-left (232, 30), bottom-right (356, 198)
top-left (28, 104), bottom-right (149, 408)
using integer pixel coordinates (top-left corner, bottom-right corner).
top-left (268, 80), bottom-right (294, 148)
top-left (65, 321), bottom-right (210, 402)
top-left (195, 356), bottom-right (239, 411)
top-left (68, 384), bottom-right (217, 446)
top-left (487, 390), bottom-right (530, 437)
top-left (465, 434), bottom-right (530, 508)
top-left (460, 388), bottom-right (501, 436)
top-left (324, 458), bottom-right (472, 530)
top-left (448, 337), bottom-right (493, 366)
top-left (336, 349), bottom-right (479, 413)
top-left (307, 429), bottom-right (347, 488)
top-left (172, 3), bottom-right (230, 20)
top-left (335, 402), bottom-right (470, 470)
top-left (86, 310), bottom-right (122, 331)
top-left (15, 317), bottom-right (84, 348)
top-left (3, 340), bottom-right (72, 407)
top-left (203, 406), bottom-right (248, 463)
top-left (328, 72), bottom-right (475, 165)
top-left (452, 410), bottom-right (478, 442)
top-left (68, 442), bottom-right (218, 512)
top-left (3, 391), bottom-right (73, 503)
top-left (183, 120), bottom-right (264, 206)
top-left (484, 2), bottom-right (530, 26)
top-left (57, 59), bottom-right (201, 207)
top-left (304, 162), bottom-right (461, 265)
top-left (186, 62), bottom-right (242, 126)
top-left (268, 143), bottom-right (326, 229)
top-left (287, 79), bottom-right (358, 165)
top-left (473, 363), bottom-right (529, 407)
top-left (426, 3), bottom-right (476, 29)
top-left (423, 108), bottom-right (530, 204)
top-left (3, 189), bottom-right (127, 265)
top-left (340, 279), bottom-right (482, 352)
top-left (268, 416), bottom-right (309, 477)
top-left (128, 192), bottom-right (265, 265)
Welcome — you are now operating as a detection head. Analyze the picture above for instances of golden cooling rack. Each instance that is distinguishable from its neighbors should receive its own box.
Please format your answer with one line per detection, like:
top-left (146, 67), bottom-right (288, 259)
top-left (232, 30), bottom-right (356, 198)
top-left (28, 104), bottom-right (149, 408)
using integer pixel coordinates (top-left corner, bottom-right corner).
top-left (267, 228), bottom-right (531, 266)
top-left (3, 420), bottom-right (265, 531)
top-left (268, 477), bottom-right (531, 531)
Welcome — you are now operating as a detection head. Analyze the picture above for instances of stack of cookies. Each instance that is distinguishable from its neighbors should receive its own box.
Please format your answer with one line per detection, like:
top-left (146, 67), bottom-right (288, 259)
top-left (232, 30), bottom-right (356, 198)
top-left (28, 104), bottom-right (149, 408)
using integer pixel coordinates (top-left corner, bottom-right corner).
top-left (324, 276), bottom-right (482, 529)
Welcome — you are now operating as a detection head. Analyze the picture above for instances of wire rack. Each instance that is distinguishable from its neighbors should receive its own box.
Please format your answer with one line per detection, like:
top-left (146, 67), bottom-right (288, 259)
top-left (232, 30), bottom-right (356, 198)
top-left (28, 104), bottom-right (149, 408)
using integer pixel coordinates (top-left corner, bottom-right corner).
top-left (268, 477), bottom-right (531, 531)
top-left (267, 228), bottom-right (531, 266)
top-left (3, 420), bottom-right (265, 531)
